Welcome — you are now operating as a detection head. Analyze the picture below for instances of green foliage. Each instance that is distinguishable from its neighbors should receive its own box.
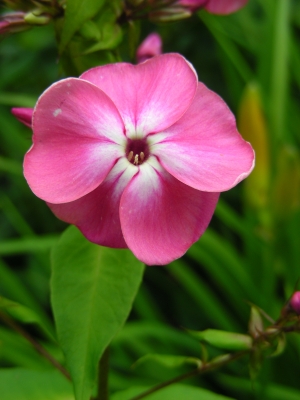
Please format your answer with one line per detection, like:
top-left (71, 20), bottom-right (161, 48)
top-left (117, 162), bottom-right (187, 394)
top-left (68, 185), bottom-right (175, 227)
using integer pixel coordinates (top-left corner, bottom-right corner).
top-left (0, 369), bottom-right (74, 400)
top-left (58, 0), bottom-right (106, 53)
top-left (111, 384), bottom-right (235, 400)
top-left (51, 226), bottom-right (144, 400)
top-left (1, 0), bottom-right (300, 399)
top-left (0, 296), bottom-right (54, 340)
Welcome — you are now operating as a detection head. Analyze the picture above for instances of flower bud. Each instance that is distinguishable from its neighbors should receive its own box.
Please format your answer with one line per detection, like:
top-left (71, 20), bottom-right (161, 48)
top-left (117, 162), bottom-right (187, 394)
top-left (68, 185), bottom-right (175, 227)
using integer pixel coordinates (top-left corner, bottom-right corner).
top-left (0, 12), bottom-right (28, 34)
top-left (24, 10), bottom-right (51, 25)
top-left (290, 292), bottom-right (300, 315)
top-left (178, 0), bottom-right (249, 14)
top-left (136, 32), bottom-right (162, 63)
top-left (204, 0), bottom-right (249, 14)
top-left (178, 0), bottom-right (208, 12)
top-left (11, 107), bottom-right (33, 128)
top-left (149, 7), bottom-right (192, 22)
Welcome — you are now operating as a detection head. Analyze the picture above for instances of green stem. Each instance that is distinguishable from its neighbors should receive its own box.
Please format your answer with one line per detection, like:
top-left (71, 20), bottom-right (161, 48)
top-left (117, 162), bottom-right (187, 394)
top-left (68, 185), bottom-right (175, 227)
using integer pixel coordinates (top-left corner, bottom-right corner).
top-left (270, 0), bottom-right (290, 144)
top-left (94, 347), bottom-right (110, 400)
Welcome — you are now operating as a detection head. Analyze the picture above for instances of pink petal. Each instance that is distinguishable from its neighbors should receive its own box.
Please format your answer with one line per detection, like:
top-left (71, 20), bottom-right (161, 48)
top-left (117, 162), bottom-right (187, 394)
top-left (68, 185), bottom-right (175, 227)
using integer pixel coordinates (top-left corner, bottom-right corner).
top-left (150, 83), bottom-right (254, 192)
top-left (11, 107), bottom-right (33, 128)
top-left (136, 33), bottom-right (162, 64)
top-left (205, 0), bottom-right (249, 14)
top-left (80, 54), bottom-right (198, 138)
top-left (25, 78), bottom-right (126, 203)
top-left (48, 158), bottom-right (138, 248)
top-left (120, 157), bottom-right (219, 265)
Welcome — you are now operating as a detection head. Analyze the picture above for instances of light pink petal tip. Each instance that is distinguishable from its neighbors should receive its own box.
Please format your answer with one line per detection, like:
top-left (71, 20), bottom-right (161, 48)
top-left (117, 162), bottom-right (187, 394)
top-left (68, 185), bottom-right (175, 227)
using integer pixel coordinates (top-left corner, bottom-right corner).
top-left (120, 158), bottom-right (219, 265)
top-left (152, 83), bottom-right (255, 193)
top-left (136, 33), bottom-right (162, 64)
top-left (205, 0), bottom-right (249, 14)
top-left (11, 107), bottom-right (33, 128)
top-left (25, 78), bottom-right (125, 204)
top-left (49, 158), bottom-right (137, 249)
top-left (80, 53), bottom-right (198, 137)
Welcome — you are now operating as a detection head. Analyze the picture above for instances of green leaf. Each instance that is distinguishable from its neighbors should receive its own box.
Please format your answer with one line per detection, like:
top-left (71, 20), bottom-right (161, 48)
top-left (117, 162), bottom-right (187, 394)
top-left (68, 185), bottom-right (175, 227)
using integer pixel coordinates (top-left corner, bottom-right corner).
top-left (0, 368), bottom-right (74, 400)
top-left (188, 329), bottom-right (252, 351)
top-left (59, 0), bottom-right (106, 54)
top-left (81, 7), bottom-right (123, 55)
top-left (0, 235), bottom-right (59, 256)
top-left (111, 384), bottom-right (236, 400)
top-left (0, 259), bottom-right (54, 335)
top-left (134, 354), bottom-right (202, 370)
top-left (0, 296), bottom-right (54, 340)
top-left (51, 226), bottom-right (144, 400)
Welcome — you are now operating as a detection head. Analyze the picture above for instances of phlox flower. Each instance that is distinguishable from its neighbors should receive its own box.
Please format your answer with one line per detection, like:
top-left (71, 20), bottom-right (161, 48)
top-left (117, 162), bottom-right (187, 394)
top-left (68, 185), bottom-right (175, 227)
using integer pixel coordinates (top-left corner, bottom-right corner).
top-left (13, 54), bottom-right (254, 265)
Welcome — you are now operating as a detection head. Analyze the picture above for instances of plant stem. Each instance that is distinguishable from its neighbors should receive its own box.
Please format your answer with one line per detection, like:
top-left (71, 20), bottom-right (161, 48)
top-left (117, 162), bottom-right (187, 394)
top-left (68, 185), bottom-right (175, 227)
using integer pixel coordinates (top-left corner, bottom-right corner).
top-left (0, 310), bottom-right (71, 381)
top-left (129, 350), bottom-right (248, 400)
top-left (94, 347), bottom-right (110, 400)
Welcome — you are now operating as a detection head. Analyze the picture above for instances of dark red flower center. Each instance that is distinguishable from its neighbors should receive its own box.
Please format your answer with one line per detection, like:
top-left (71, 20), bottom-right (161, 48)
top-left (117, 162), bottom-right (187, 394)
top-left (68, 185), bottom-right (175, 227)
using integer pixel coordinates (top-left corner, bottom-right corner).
top-left (126, 138), bottom-right (150, 165)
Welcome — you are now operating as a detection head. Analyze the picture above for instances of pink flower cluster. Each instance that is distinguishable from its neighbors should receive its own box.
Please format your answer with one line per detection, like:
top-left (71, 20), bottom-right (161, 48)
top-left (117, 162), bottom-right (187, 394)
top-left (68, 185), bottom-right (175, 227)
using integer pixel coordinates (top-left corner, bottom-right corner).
top-left (13, 54), bottom-right (254, 265)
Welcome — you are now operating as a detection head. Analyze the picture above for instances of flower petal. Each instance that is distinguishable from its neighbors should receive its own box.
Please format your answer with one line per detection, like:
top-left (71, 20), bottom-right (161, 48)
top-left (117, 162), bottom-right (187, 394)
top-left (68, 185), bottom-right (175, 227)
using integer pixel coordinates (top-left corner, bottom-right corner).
top-left (120, 157), bottom-right (219, 265)
top-left (11, 107), bottom-right (33, 128)
top-left (205, 0), bottom-right (249, 14)
top-left (25, 78), bottom-right (126, 203)
top-left (80, 54), bottom-right (198, 137)
top-left (48, 158), bottom-right (138, 248)
top-left (150, 83), bottom-right (254, 192)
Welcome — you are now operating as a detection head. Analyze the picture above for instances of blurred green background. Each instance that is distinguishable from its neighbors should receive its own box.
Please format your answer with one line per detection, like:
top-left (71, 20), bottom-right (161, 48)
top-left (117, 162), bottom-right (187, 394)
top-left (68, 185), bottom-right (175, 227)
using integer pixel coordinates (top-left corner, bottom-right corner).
top-left (1, 0), bottom-right (300, 399)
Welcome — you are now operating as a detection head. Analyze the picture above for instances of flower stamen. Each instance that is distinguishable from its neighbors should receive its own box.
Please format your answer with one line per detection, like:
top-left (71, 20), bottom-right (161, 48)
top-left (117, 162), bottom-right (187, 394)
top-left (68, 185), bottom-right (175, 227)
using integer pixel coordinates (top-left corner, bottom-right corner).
top-left (126, 139), bottom-right (149, 165)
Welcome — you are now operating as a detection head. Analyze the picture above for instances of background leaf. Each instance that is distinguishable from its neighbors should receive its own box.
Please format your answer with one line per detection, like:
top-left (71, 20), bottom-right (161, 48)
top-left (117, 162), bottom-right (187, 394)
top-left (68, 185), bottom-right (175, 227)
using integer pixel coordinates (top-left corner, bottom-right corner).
top-left (51, 226), bottom-right (144, 400)
top-left (0, 369), bottom-right (74, 400)
top-left (111, 384), bottom-right (236, 400)
top-left (0, 296), bottom-right (55, 340)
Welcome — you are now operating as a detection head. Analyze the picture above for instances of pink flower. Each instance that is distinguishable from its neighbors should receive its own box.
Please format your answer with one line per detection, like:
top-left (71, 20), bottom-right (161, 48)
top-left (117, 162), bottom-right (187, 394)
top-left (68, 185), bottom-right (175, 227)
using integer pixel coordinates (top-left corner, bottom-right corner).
top-left (136, 33), bottom-right (162, 64)
top-left (18, 54), bottom-right (254, 265)
top-left (179, 0), bottom-right (249, 14)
